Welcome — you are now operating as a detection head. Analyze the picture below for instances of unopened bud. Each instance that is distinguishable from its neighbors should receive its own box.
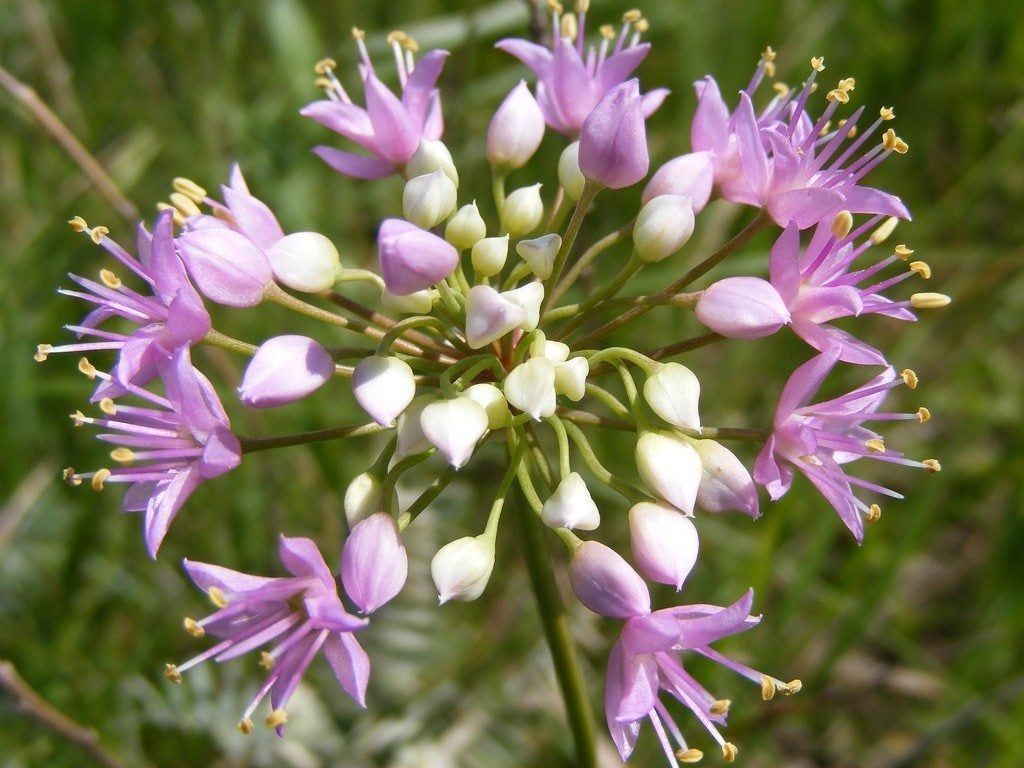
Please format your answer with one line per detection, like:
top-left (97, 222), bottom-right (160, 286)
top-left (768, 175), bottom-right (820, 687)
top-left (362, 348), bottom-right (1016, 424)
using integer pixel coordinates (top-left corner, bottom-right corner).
top-left (502, 184), bottom-right (544, 236)
top-left (352, 355), bottom-right (416, 427)
top-left (629, 501), bottom-right (699, 590)
top-left (558, 141), bottom-right (586, 201)
top-left (634, 195), bottom-right (695, 262)
top-left (420, 397), bottom-right (489, 468)
top-left (264, 232), bottom-right (340, 293)
top-left (406, 139), bottom-right (459, 186)
top-left (344, 472), bottom-right (397, 527)
top-left (446, 202), bottom-right (487, 250)
top-left (695, 277), bottom-right (791, 339)
top-left (503, 357), bottom-right (557, 421)
top-left (463, 383), bottom-right (511, 429)
top-left (431, 535), bottom-right (495, 603)
top-left (542, 472), bottom-right (601, 530)
top-left (466, 285), bottom-right (527, 348)
top-left (503, 282), bottom-right (544, 331)
top-left (380, 288), bottom-right (436, 315)
top-left (471, 235), bottom-right (510, 277)
top-left (487, 81), bottom-right (546, 169)
top-left (569, 540), bottom-right (650, 618)
top-left (403, 170), bottom-right (457, 230)
top-left (643, 363), bottom-right (701, 430)
top-left (635, 432), bottom-right (702, 514)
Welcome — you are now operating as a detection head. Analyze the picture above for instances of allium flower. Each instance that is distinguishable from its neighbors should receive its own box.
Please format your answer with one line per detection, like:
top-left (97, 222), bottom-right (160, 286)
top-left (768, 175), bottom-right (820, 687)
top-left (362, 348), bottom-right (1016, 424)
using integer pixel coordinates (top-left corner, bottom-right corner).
top-left (37, 211), bottom-right (210, 398)
top-left (496, 3), bottom-right (668, 136)
top-left (755, 348), bottom-right (939, 541)
top-left (578, 79), bottom-right (650, 189)
top-left (166, 531), bottom-right (405, 734)
top-left (65, 347), bottom-right (241, 556)
top-left (302, 29), bottom-right (448, 178)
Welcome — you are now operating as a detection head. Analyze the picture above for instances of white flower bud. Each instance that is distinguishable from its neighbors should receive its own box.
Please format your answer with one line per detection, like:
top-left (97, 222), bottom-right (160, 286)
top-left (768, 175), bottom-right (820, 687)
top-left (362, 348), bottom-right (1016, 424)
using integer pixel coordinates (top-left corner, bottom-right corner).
top-left (487, 80), bottom-right (545, 169)
top-left (431, 535), bottom-right (495, 603)
top-left (502, 184), bottom-right (544, 237)
top-left (406, 138), bottom-right (459, 186)
top-left (633, 194), bottom-right (696, 262)
top-left (503, 281), bottom-right (544, 331)
top-left (352, 355), bottom-right (416, 427)
top-left (265, 232), bottom-right (340, 293)
top-left (465, 285), bottom-right (527, 349)
top-left (343, 472), bottom-right (398, 527)
top-left (643, 363), bottom-right (701, 430)
top-left (403, 169), bottom-right (457, 230)
top-left (558, 141), bottom-right (586, 201)
top-left (380, 288), bottom-right (436, 315)
top-left (395, 395), bottom-right (433, 458)
top-left (635, 432), bottom-right (703, 514)
top-left (504, 357), bottom-right (557, 421)
top-left (420, 397), bottom-right (489, 469)
top-left (471, 235), bottom-right (509, 278)
top-left (531, 338), bottom-right (570, 363)
top-left (628, 501), bottom-right (699, 590)
top-left (464, 383), bottom-right (511, 429)
top-left (445, 201), bottom-right (487, 250)
top-left (516, 233), bottom-right (562, 280)
top-left (542, 472), bottom-right (600, 530)
top-left (554, 357), bottom-right (589, 402)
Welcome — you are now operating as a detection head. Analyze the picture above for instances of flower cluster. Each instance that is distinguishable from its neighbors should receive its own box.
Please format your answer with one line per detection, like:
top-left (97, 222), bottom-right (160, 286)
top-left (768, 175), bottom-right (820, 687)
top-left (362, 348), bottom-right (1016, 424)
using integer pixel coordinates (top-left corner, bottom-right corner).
top-left (42, 5), bottom-right (947, 763)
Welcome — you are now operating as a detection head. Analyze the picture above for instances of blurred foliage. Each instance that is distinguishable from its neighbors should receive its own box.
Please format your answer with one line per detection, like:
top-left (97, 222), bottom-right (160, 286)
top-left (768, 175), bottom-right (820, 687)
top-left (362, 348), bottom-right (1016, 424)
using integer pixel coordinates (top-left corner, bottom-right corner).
top-left (1, 0), bottom-right (1023, 766)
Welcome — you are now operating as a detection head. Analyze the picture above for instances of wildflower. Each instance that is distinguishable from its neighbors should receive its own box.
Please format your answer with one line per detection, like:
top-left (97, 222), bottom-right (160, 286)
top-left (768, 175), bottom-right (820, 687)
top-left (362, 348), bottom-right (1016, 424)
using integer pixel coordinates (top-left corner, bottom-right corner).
top-left (238, 335), bottom-right (336, 408)
top-left (487, 80), bottom-right (546, 169)
top-left (352, 355), bottom-right (417, 427)
top-left (377, 218), bottom-right (459, 296)
top-left (40, 211), bottom-right (210, 397)
top-left (341, 513), bottom-right (409, 614)
top-left (628, 501), bottom-right (698, 590)
top-left (496, 4), bottom-right (668, 136)
top-left (302, 30), bottom-right (449, 178)
top-left (755, 348), bottom-right (938, 541)
top-left (578, 79), bottom-right (650, 189)
top-left (66, 347), bottom-right (240, 557)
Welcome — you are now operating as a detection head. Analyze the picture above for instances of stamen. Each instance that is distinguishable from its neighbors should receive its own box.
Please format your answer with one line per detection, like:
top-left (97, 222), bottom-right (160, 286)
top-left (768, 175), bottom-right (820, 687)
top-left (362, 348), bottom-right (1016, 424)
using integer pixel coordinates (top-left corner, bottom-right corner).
top-left (599, 24), bottom-right (615, 39)
top-left (89, 225), bottom-right (109, 245)
top-left (923, 459), bottom-right (941, 473)
top-left (901, 369), bottom-right (918, 388)
top-left (909, 261), bottom-right (931, 279)
top-left (156, 202), bottom-right (187, 228)
top-left (880, 106), bottom-right (895, 120)
top-left (865, 438), bottom-right (886, 453)
top-left (68, 215), bottom-right (88, 232)
top-left (110, 447), bottom-right (135, 464)
top-left (259, 651), bottom-right (275, 669)
top-left (350, 26), bottom-right (365, 40)
top-left (782, 679), bottom-right (802, 694)
top-left (773, 82), bottom-right (790, 96)
top-left (831, 210), bottom-right (853, 238)
top-left (265, 709), bottom-right (288, 728)
top-left (99, 398), bottom-right (117, 415)
top-left (172, 177), bottom-right (207, 203)
top-left (34, 343), bottom-right (53, 362)
top-left (622, 9), bottom-right (642, 23)
top-left (62, 467), bottom-right (81, 486)
top-left (722, 743), bottom-right (738, 763)
top-left (576, 0), bottom-right (590, 11)
top-left (910, 292), bottom-right (950, 309)
top-left (826, 88), bottom-right (849, 104)
top-left (313, 58), bottom-right (336, 75)
top-left (70, 410), bottom-right (87, 427)
top-left (561, 12), bottom-right (578, 41)
top-left (761, 675), bottom-right (776, 700)
top-left (810, 56), bottom-right (825, 72)
top-left (91, 468), bottom-right (111, 491)
top-left (99, 269), bottom-right (121, 289)
top-left (183, 617), bottom-right (206, 637)
top-left (917, 406), bottom-right (931, 423)
top-left (894, 244), bottom-right (914, 259)
top-left (164, 663), bottom-right (182, 683)
top-left (867, 504), bottom-right (882, 522)
top-left (209, 586), bottom-right (228, 608)
top-left (709, 698), bottom-right (731, 715)
top-left (170, 192), bottom-right (201, 218)
top-left (677, 748), bottom-right (704, 763)
top-left (237, 718), bottom-right (254, 735)
top-left (870, 217), bottom-right (900, 245)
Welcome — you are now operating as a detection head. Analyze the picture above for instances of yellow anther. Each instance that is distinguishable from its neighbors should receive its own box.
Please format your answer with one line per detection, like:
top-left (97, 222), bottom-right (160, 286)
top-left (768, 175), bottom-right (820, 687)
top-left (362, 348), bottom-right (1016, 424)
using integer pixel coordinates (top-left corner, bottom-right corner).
top-left (761, 675), bottom-right (777, 700)
top-left (208, 586), bottom-right (228, 608)
top-left (764, 61), bottom-right (776, 78)
top-left (259, 651), bottom-right (275, 670)
top-left (561, 13), bottom-right (578, 41)
top-left (722, 743), bottom-right (738, 763)
top-left (156, 202), bottom-right (186, 228)
top-left (78, 357), bottom-right (98, 379)
top-left (709, 698), bottom-right (731, 715)
top-left (826, 88), bottom-right (849, 104)
top-left (762, 45), bottom-right (777, 63)
top-left (838, 77), bottom-right (855, 91)
top-left (911, 292), bottom-right (951, 310)
top-left (68, 215), bottom-right (89, 232)
top-left (34, 343), bottom-right (53, 362)
top-left (170, 192), bottom-right (201, 218)
top-left (783, 679), bottom-right (803, 695)
top-left (622, 9), bottom-right (643, 23)
top-left (265, 709), bottom-right (288, 728)
top-left (237, 718), bottom-right (254, 735)
top-left (818, 120), bottom-right (834, 137)
top-left (882, 128), bottom-right (898, 151)
top-left (401, 36), bottom-right (419, 53)
top-left (350, 27), bottom-right (365, 40)
top-left (313, 58), bottom-right (337, 75)
top-left (865, 438), bottom-right (886, 453)
top-left (917, 406), bottom-right (931, 423)
top-left (164, 663), bottom-right (182, 683)
top-left (773, 82), bottom-right (790, 97)
top-left (870, 216), bottom-right (900, 245)
top-left (314, 76), bottom-right (333, 90)
top-left (110, 447), bottom-right (135, 464)
top-left (547, 0), bottom-right (563, 12)
top-left (91, 468), bottom-right (111, 491)
top-left (183, 617), bottom-right (206, 637)
top-left (831, 210), bottom-right (854, 238)
top-left (90, 226), bottom-right (109, 245)
top-left (894, 244), bottom-right (914, 259)
top-left (385, 30), bottom-right (406, 46)
top-left (99, 398), bottom-right (116, 415)
top-left (810, 56), bottom-right (825, 72)
top-left (599, 24), bottom-right (616, 39)
top-left (923, 458), bottom-right (942, 473)
top-left (100, 269), bottom-right (122, 289)
top-left (880, 106), bottom-right (895, 120)
top-left (893, 136), bottom-right (909, 154)
top-left (633, 17), bottom-right (650, 33)
top-left (172, 177), bottom-right (207, 203)
top-left (901, 369), bottom-right (918, 389)
top-left (909, 261), bottom-right (931, 279)
top-left (867, 504), bottom-right (882, 522)
top-left (808, 82), bottom-right (819, 93)
top-left (842, 120), bottom-right (858, 138)
top-left (575, 0), bottom-right (591, 12)
top-left (676, 748), bottom-right (704, 763)
top-left (62, 467), bottom-right (81, 486)
top-left (70, 410), bottom-right (87, 426)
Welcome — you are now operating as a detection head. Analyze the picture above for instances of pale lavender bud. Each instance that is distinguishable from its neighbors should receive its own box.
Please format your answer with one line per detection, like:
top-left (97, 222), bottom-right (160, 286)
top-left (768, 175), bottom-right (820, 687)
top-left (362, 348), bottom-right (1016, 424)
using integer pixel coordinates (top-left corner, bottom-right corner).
top-left (341, 513), bottom-right (408, 614)
top-left (635, 432), bottom-right (702, 514)
top-left (690, 438), bottom-right (760, 517)
top-left (628, 501), bottom-right (699, 590)
top-left (238, 335), bottom-right (334, 408)
top-left (431, 535), bottom-right (495, 604)
top-left (420, 397), bottom-right (489, 468)
top-left (643, 363), bottom-right (701, 430)
top-left (633, 195), bottom-right (696, 263)
top-left (177, 228), bottom-right (274, 307)
top-left (569, 540), bottom-right (651, 619)
top-left (695, 277), bottom-right (791, 339)
top-left (352, 355), bottom-right (416, 427)
top-left (516, 233), bottom-right (561, 280)
top-left (642, 151), bottom-right (715, 212)
top-left (578, 79), bottom-right (649, 190)
top-left (542, 473), bottom-right (600, 530)
top-left (403, 170), bottom-right (458, 230)
top-left (264, 231), bottom-right (340, 293)
top-left (377, 219), bottom-right (459, 296)
top-left (466, 285), bottom-right (527, 349)
top-left (487, 81), bottom-right (545, 169)
top-left (503, 357), bottom-right (556, 421)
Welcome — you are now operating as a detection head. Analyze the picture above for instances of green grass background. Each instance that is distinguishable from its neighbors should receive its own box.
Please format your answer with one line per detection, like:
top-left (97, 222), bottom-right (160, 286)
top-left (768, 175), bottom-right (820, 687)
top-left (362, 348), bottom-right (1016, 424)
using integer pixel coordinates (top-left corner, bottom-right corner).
top-left (2, 1), bottom-right (1022, 766)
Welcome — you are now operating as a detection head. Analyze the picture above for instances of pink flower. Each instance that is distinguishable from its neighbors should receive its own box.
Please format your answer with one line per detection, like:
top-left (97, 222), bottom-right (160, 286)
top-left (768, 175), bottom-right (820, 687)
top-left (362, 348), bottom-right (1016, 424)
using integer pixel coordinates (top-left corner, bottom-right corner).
top-left (238, 335), bottom-right (336, 408)
top-left (377, 218), bottom-right (459, 296)
top-left (755, 349), bottom-right (936, 541)
top-left (302, 31), bottom-right (449, 178)
top-left (694, 276), bottom-right (791, 339)
top-left (578, 79), bottom-right (650, 189)
top-left (496, 7), bottom-right (667, 136)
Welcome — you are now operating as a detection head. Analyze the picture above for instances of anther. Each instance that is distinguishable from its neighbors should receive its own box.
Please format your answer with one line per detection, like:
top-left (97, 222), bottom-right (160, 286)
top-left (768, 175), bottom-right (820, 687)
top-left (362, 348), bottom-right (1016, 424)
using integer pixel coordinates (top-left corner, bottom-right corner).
top-left (237, 718), bottom-right (254, 735)
top-left (783, 679), bottom-right (803, 695)
top-left (867, 504), bottom-right (882, 522)
top-left (710, 698), bottom-right (731, 715)
top-left (676, 748), bottom-right (704, 763)
top-left (183, 617), bottom-right (205, 637)
top-left (99, 398), bottom-right (117, 415)
top-left (401, 36), bottom-right (419, 53)
top-left (917, 406), bottom-right (931, 423)
top-left (773, 82), bottom-right (790, 96)
top-left (911, 292), bottom-right (951, 310)
top-left (633, 17), bottom-right (650, 33)
top-left (893, 136), bottom-right (909, 154)
top-left (761, 675), bottom-right (777, 700)
top-left (91, 468), bottom-right (111, 491)
top-left (761, 46), bottom-right (777, 62)
top-left (901, 369), bottom-right (918, 389)
top-left (34, 343), bottom-right (53, 362)
top-left (265, 709), bottom-right (288, 728)
top-left (259, 651), bottom-right (275, 670)
top-left (561, 13), bottom-right (578, 41)
top-left (208, 586), bottom-right (228, 608)
top-left (819, 120), bottom-right (833, 137)
top-left (831, 210), bottom-right (854, 238)
top-left (575, 0), bottom-right (590, 12)
top-left (313, 58), bottom-right (337, 75)
top-left (68, 215), bottom-right (88, 232)
top-left (172, 177), bottom-right (207, 203)
top-left (722, 743), bottom-right (738, 763)
top-left (350, 27), bottom-right (365, 40)
top-left (156, 202), bottom-right (186, 228)
top-left (385, 30), bottom-right (406, 46)
top-left (170, 192), bottom-right (201, 219)
top-left (110, 447), bottom-right (135, 464)
top-left (826, 88), bottom-right (849, 104)
top-left (870, 217), bottom-right (900, 245)
top-left (599, 23), bottom-right (616, 39)
top-left (78, 357), bottom-right (97, 379)
top-left (865, 438), bottom-right (886, 453)
top-left (838, 77), bottom-right (855, 91)
top-left (70, 410), bottom-right (87, 426)
top-left (909, 261), bottom-right (931, 279)
top-left (894, 244), bottom-right (914, 259)
top-left (880, 106), bottom-right (895, 120)
top-left (89, 226), bottom-right (109, 245)
top-left (622, 9), bottom-right (642, 23)
top-left (63, 467), bottom-right (81, 486)
top-left (810, 56), bottom-right (825, 71)
top-left (164, 663), bottom-right (182, 683)
top-left (100, 269), bottom-right (121, 289)
top-left (882, 128), bottom-right (898, 151)
top-left (923, 459), bottom-right (941, 473)
top-left (314, 76), bottom-right (333, 90)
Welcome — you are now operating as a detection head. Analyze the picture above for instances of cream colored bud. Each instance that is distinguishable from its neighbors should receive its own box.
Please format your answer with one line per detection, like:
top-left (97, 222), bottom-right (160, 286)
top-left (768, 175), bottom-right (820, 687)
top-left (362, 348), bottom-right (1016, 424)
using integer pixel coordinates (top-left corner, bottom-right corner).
top-left (406, 139), bottom-right (459, 186)
top-left (502, 184), bottom-right (544, 236)
top-left (464, 383), bottom-right (511, 429)
top-left (431, 535), bottom-right (495, 603)
top-left (633, 195), bottom-right (696, 262)
top-left (445, 202), bottom-right (487, 250)
top-left (265, 232), bottom-right (341, 293)
top-left (558, 141), bottom-right (586, 201)
top-left (516, 233), bottom-right (562, 279)
top-left (403, 170), bottom-right (457, 229)
top-left (471, 235), bottom-right (510, 277)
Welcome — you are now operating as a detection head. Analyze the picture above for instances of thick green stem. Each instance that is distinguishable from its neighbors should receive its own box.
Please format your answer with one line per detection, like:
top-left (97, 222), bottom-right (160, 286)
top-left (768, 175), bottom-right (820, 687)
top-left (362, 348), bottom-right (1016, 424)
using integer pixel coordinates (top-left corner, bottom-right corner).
top-left (238, 422), bottom-right (385, 453)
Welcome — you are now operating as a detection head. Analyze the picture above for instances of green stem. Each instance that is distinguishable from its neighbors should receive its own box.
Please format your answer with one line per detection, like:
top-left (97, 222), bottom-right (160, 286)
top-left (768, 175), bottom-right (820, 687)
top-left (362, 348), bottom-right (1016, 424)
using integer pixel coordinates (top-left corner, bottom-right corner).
top-left (204, 329), bottom-right (257, 356)
top-left (541, 181), bottom-right (601, 315)
top-left (547, 253), bottom-right (644, 333)
top-left (397, 467), bottom-right (456, 531)
top-left (239, 422), bottom-right (385, 453)
top-left (648, 332), bottom-right (723, 361)
top-left (562, 421), bottom-right (647, 504)
top-left (380, 450), bottom-right (436, 514)
top-left (558, 408), bottom-right (634, 431)
top-left (549, 217), bottom-right (635, 305)
top-left (492, 168), bottom-right (508, 231)
top-left (545, 416), bottom-right (572, 480)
